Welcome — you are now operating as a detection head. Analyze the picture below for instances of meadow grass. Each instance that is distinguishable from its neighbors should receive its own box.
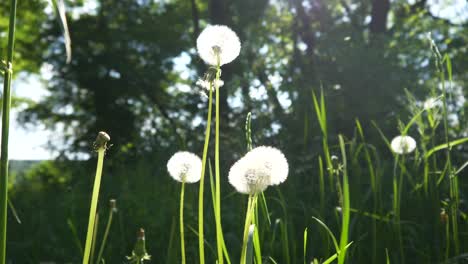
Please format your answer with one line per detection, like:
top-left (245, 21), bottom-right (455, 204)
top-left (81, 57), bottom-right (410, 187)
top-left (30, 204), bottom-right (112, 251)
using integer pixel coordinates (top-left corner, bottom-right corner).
top-left (2, 9), bottom-right (468, 264)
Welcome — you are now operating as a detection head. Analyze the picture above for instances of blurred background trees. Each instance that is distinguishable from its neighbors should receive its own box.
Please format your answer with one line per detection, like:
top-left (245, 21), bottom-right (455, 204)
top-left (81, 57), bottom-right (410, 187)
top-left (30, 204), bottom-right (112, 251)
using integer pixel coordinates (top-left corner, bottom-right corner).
top-left (2, 0), bottom-right (467, 262)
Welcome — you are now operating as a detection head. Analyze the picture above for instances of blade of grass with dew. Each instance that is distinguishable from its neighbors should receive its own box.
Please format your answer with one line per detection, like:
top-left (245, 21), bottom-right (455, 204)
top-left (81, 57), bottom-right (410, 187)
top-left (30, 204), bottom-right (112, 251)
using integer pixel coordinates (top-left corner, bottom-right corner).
top-left (198, 80), bottom-right (214, 264)
top-left (0, 0), bottom-right (18, 262)
top-left (338, 135), bottom-right (350, 264)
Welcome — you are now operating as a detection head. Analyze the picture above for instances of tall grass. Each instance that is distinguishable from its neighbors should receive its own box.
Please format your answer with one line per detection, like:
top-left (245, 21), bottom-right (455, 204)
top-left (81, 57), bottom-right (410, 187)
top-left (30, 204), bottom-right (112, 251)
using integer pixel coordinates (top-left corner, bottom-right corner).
top-left (0, 1), bottom-right (18, 262)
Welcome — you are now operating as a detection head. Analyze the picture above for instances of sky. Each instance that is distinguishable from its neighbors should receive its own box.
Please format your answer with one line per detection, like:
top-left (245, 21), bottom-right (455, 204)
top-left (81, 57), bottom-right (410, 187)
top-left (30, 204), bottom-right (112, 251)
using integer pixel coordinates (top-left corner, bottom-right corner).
top-left (4, 0), bottom-right (468, 160)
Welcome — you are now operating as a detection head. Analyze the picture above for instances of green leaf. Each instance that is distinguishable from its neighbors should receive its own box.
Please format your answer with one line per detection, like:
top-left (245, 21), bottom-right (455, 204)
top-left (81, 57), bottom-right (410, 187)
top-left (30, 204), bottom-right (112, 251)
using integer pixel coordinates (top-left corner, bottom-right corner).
top-left (425, 137), bottom-right (468, 158)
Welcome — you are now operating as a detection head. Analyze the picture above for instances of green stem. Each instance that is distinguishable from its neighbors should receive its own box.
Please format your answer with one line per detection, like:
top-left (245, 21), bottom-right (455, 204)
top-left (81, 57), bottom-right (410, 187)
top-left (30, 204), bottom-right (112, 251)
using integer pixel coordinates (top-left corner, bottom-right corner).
top-left (241, 195), bottom-right (257, 264)
top-left (337, 136), bottom-right (350, 264)
top-left (214, 57), bottom-right (224, 264)
top-left (90, 213), bottom-right (99, 264)
top-left (0, 0), bottom-right (18, 262)
top-left (180, 181), bottom-right (186, 264)
top-left (96, 205), bottom-right (115, 264)
top-left (83, 148), bottom-right (106, 264)
top-left (198, 77), bottom-right (214, 264)
top-left (440, 63), bottom-right (458, 255)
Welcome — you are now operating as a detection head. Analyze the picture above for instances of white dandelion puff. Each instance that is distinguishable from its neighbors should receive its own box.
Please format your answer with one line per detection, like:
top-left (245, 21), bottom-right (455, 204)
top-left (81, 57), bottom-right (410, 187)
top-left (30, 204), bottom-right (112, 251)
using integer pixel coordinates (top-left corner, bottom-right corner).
top-left (228, 146), bottom-right (289, 195)
top-left (196, 25), bottom-right (241, 66)
top-left (423, 97), bottom-right (441, 110)
top-left (196, 78), bottom-right (224, 91)
top-left (391, 135), bottom-right (417, 154)
top-left (167, 151), bottom-right (202, 183)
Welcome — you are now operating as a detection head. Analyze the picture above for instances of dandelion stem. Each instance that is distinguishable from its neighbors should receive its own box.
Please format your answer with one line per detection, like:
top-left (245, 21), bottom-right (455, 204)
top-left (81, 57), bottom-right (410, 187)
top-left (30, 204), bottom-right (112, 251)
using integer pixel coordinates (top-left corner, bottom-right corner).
top-left (0, 0), bottom-right (18, 262)
top-left (198, 76), bottom-right (214, 264)
top-left (83, 147), bottom-right (106, 264)
top-left (180, 181), bottom-right (186, 264)
top-left (214, 54), bottom-right (224, 264)
top-left (241, 195), bottom-right (258, 264)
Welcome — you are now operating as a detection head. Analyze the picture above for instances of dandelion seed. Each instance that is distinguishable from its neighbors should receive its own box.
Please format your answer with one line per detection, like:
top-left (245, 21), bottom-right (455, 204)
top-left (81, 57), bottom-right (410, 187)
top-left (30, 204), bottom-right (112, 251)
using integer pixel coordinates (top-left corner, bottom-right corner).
top-left (196, 25), bottom-right (241, 66)
top-left (196, 78), bottom-right (224, 91)
top-left (167, 151), bottom-right (202, 183)
top-left (228, 146), bottom-right (288, 195)
top-left (391, 135), bottom-right (417, 154)
top-left (423, 97), bottom-right (441, 110)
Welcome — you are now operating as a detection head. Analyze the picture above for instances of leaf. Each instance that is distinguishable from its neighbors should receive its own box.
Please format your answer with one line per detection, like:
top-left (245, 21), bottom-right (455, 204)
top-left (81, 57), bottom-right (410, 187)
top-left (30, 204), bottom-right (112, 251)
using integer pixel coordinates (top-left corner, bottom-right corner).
top-left (425, 137), bottom-right (468, 158)
top-left (50, 0), bottom-right (72, 63)
top-left (312, 217), bottom-right (339, 252)
top-left (321, 242), bottom-right (353, 264)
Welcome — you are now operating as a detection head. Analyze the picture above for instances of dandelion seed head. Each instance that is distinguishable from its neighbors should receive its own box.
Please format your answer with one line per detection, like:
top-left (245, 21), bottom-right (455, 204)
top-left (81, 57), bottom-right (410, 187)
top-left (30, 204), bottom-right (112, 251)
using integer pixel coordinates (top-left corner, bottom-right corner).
top-left (228, 146), bottom-right (288, 195)
top-left (391, 135), bottom-right (417, 154)
top-left (196, 78), bottom-right (224, 91)
top-left (197, 25), bottom-right (241, 66)
top-left (167, 151), bottom-right (202, 183)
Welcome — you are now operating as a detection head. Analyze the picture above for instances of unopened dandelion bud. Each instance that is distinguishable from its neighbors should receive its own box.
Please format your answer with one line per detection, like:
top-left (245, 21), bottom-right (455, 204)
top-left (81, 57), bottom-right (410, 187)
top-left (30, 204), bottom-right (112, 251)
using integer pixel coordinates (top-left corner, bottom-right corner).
top-left (94, 131), bottom-right (110, 150)
top-left (109, 199), bottom-right (117, 212)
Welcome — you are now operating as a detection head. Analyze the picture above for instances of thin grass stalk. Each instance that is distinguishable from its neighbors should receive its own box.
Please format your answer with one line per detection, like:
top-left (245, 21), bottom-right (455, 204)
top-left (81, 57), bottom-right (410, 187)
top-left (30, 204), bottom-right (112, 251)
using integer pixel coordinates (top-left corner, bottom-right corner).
top-left (337, 135), bottom-right (350, 264)
top-left (318, 157), bottom-right (325, 216)
top-left (83, 147), bottom-right (106, 264)
top-left (441, 56), bottom-right (458, 255)
top-left (95, 201), bottom-right (116, 264)
top-left (180, 181), bottom-right (186, 264)
top-left (355, 120), bottom-right (378, 262)
top-left (198, 78), bottom-right (214, 264)
top-left (214, 55), bottom-right (224, 264)
top-left (0, 0), bottom-right (18, 262)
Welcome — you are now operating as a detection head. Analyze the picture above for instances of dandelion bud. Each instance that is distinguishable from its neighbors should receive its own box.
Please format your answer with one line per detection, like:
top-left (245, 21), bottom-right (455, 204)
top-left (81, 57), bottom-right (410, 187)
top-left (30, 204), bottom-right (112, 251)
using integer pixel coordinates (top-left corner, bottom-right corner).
top-left (94, 131), bottom-right (110, 150)
top-left (109, 199), bottom-right (117, 212)
top-left (167, 151), bottom-right (202, 183)
top-left (126, 228), bottom-right (151, 262)
top-left (197, 25), bottom-right (241, 66)
top-left (391, 135), bottom-right (417, 154)
top-left (228, 146), bottom-right (288, 195)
